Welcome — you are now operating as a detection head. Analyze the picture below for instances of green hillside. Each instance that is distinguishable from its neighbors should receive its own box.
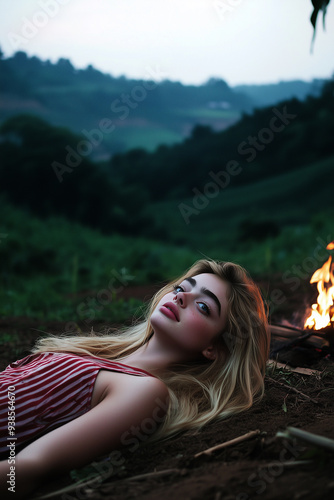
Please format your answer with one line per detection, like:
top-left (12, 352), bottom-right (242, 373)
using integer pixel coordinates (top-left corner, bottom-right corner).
top-left (148, 155), bottom-right (334, 254)
top-left (1, 79), bottom-right (333, 246)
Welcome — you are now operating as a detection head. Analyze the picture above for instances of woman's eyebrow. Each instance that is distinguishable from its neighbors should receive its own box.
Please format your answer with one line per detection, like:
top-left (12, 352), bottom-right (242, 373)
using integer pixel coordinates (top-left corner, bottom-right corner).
top-left (184, 277), bottom-right (221, 316)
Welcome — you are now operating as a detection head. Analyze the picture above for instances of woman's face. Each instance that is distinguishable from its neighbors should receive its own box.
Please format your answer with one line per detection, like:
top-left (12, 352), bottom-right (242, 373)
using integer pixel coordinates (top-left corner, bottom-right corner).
top-left (150, 273), bottom-right (229, 360)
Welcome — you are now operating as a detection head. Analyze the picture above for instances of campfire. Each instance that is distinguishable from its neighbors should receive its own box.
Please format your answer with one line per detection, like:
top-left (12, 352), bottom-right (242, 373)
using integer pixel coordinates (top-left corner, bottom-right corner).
top-left (304, 241), bottom-right (334, 331)
top-left (270, 241), bottom-right (334, 366)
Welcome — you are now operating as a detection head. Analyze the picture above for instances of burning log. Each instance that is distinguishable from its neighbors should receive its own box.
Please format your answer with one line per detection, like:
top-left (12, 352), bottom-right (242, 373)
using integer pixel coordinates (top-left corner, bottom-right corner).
top-left (270, 242), bottom-right (334, 366)
top-left (270, 324), bottom-right (331, 350)
top-left (269, 323), bottom-right (333, 366)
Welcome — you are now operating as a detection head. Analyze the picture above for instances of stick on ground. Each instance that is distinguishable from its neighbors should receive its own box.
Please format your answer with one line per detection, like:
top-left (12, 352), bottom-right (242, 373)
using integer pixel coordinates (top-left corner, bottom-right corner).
top-left (266, 376), bottom-right (319, 404)
top-left (194, 429), bottom-right (261, 458)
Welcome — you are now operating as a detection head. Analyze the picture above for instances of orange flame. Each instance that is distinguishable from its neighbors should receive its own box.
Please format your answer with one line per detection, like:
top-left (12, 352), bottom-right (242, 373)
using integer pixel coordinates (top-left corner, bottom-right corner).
top-left (304, 242), bottom-right (334, 330)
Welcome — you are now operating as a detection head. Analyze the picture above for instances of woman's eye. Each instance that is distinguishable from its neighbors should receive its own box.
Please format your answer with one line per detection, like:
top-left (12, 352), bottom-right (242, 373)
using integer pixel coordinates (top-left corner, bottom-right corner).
top-left (198, 302), bottom-right (210, 315)
top-left (173, 285), bottom-right (184, 293)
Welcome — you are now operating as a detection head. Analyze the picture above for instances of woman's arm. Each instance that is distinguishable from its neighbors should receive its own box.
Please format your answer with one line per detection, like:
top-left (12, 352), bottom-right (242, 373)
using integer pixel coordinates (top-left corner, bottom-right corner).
top-left (0, 375), bottom-right (168, 499)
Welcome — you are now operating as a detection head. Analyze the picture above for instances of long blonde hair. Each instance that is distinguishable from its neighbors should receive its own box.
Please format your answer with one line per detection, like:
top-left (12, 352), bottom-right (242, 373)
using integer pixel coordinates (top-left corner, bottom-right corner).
top-left (33, 259), bottom-right (269, 439)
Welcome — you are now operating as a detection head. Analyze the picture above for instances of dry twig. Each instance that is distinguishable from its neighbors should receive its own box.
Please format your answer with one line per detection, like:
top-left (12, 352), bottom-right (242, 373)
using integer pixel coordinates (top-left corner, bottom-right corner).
top-left (194, 429), bottom-right (261, 458)
top-left (266, 376), bottom-right (318, 404)
top-left (267, 359), bottom-right (322, 377)
top-left (123, 467), bottom-right (184, 482)
top-left (259, 459), bottom-right (313, 468)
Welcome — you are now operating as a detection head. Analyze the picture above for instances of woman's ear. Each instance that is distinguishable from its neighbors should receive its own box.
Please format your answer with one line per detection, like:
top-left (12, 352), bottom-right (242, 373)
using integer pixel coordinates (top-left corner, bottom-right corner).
top-left (202, 345), bottom-right (217, 361)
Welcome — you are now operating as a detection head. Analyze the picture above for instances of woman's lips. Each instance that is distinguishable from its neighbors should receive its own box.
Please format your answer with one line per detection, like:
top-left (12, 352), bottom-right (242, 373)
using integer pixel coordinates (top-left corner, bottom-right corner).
top-left (160, 302), bottom-right (180, 321)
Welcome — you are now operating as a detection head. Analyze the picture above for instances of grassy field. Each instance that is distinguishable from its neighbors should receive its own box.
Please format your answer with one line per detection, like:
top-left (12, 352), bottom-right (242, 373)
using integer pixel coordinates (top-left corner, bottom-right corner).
top-left (0, 198), bottom-right (198, 321)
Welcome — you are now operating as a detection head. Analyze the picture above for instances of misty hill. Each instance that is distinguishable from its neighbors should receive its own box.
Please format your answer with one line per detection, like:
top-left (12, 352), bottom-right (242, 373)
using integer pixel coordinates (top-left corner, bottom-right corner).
top-left (108, 79), bottom-right (334, 201)
top-left (234, 79), bottom-right (326, 109)
top-left (1, 78), bottom-right (333, 250)
top-left (0, 51), bottom-right (327, 158)
top-left (0, 51), bottom-right (249, 157)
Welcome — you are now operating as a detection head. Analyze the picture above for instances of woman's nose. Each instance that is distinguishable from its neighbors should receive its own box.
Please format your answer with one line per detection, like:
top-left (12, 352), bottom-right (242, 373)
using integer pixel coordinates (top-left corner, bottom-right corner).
top-left (174, 292), bottom-right (186, 307)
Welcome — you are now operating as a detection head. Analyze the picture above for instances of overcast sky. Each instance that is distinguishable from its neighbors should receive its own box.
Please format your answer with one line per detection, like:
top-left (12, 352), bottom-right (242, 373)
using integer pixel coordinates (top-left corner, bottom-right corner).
top-left (1, 0), bottom-right (333, 86)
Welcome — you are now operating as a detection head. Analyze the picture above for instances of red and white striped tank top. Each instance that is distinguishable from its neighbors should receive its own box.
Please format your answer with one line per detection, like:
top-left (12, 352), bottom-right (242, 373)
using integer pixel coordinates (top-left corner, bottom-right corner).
top-left (0, 352), bottom-right (154, 458)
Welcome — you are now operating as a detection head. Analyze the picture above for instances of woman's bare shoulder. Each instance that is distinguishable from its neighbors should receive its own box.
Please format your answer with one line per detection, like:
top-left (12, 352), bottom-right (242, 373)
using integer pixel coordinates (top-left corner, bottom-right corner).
top-left (92, 369), bottom-right (168, 408)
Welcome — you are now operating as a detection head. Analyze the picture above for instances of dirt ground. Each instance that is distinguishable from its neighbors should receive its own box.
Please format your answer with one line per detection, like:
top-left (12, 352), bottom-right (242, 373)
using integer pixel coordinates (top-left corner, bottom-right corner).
top-left (1, 281), bottom-right (334, 500)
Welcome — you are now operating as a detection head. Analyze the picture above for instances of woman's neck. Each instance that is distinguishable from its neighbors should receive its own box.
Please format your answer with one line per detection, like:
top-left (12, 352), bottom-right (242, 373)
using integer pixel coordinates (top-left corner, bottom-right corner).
top-left (119, 335), bottom-right (195, 375)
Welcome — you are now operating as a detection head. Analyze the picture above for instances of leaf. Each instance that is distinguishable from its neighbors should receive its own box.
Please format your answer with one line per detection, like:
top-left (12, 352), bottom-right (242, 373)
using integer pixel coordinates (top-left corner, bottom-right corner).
top-left (310, 0), bottom-right (331, 52)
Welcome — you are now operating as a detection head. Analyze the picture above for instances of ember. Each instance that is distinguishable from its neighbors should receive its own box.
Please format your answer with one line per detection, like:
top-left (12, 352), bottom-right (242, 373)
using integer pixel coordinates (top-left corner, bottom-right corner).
top-left (304, 241), bottom-right (334, 330)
